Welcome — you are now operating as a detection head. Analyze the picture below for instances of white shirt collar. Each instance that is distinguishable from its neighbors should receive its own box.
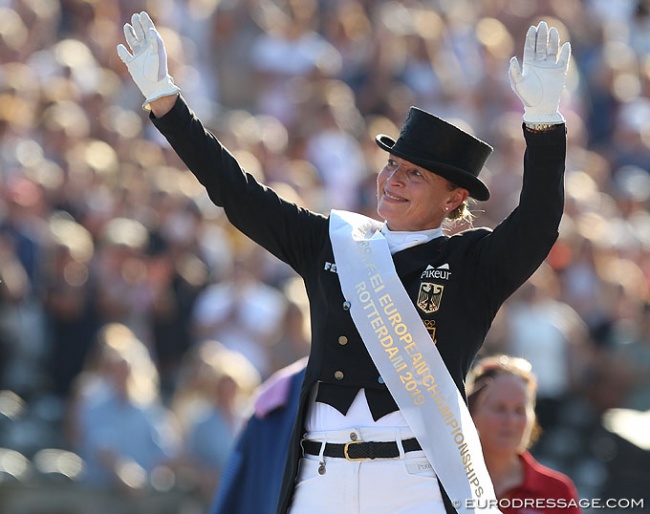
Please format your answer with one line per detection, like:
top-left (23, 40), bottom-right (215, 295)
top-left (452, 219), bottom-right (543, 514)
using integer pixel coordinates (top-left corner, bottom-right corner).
top-left (380, 224), bottom-right (443, 254)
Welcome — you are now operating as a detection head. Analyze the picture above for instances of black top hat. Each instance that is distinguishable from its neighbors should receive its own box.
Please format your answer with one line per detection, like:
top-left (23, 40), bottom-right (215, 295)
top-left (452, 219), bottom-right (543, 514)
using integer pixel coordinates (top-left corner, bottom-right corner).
top-left (375, 107), bottom-right (493, 201)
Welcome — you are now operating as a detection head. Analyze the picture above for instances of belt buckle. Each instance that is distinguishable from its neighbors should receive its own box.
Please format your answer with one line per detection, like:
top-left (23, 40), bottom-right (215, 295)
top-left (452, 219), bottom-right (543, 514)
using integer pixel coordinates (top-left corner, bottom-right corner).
top-left (343, 440), bottom-right (365, 461)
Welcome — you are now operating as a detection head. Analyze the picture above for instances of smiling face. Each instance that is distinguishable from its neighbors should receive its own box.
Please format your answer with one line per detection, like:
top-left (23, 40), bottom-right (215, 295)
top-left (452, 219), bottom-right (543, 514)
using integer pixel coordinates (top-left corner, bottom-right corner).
top-left (471, 374), bottom-right (536, 456)
top-left (376, 156), bottom-right (468, 231)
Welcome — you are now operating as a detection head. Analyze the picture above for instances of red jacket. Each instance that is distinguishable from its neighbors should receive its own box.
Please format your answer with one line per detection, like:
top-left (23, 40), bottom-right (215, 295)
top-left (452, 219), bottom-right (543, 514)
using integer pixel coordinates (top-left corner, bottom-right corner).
top-left (499, 451), bottom-right (582, 514)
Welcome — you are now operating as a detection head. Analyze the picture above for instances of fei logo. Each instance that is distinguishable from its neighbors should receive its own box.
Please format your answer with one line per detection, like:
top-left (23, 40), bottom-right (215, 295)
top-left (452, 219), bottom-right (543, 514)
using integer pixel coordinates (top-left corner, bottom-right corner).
top-left (324, 261), bottom-right (338, 273)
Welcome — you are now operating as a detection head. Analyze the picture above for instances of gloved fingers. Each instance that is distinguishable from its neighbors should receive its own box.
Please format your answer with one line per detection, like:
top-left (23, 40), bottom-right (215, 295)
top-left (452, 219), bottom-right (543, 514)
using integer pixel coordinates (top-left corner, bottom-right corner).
top-left (116, 43), bottom-right (133, 64)
top-left (132, 12), bottom-right (146, 46)
top-left (139, 11), bottom-right (157, 46)
top-left (149, 28), bottom-right (160, 55)
top-left (149, 28), bottom-right (168, 81)
top-left (522, 25), bottom-right (536, 65)
top-left (535, 21), bottom-right (548, 62)
top-left (123, 22), bottom-right (140, 53)
top-left (139, 11), bottom-right (156, 32)
top-left (508, 56), bottom-right (523, 84)
top-left (558, 41), bottom-right (571, 70)
top-left (548, 27), bottom-right (559, 62)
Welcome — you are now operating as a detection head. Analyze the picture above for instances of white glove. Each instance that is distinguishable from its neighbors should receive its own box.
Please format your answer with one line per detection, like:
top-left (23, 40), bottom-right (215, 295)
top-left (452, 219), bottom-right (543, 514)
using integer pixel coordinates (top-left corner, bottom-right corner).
top-left (509, 21), bottom-right (571, 124)
top-left (116, 11), bottom-right (180, 110)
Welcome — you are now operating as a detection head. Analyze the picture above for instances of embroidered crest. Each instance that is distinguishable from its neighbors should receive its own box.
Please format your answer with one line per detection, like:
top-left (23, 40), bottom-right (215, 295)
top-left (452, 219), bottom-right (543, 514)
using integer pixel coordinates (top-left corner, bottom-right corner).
top-left (417, 283), bottom-right (444, 313)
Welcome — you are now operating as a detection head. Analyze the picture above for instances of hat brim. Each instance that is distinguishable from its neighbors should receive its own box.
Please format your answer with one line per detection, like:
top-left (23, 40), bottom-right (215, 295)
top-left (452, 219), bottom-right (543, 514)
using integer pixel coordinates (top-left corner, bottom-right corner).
top-left (376, 135), bottom-right (490, 201)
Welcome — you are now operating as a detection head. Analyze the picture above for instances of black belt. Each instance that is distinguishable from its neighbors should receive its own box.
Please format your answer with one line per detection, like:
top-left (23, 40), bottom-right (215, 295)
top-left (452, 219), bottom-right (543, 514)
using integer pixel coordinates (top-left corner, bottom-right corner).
top-left (302, 438), bottom-right (421, 461)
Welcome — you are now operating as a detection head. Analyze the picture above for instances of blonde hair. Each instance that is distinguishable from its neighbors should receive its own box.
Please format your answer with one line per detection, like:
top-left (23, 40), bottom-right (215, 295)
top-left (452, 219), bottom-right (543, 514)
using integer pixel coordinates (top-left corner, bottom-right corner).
top-left (446, 200), bottom-right (474, 223)
top-left (444, 182), bottom-right (475, 225)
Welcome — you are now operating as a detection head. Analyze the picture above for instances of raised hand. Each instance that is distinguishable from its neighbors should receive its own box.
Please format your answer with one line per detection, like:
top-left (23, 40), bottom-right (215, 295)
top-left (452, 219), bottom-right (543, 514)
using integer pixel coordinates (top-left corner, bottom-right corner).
top-left (117, 11), bottom-right (180, 110)
top-left (508, 21), bottom-right (571, 123)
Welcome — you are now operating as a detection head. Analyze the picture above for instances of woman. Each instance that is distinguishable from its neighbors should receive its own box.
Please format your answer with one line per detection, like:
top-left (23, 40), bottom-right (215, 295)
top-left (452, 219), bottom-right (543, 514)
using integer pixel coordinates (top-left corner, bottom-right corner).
top-left (467, 355), bottom-right (582, 514)
top-left (117, 12), bottom-right (570, 514)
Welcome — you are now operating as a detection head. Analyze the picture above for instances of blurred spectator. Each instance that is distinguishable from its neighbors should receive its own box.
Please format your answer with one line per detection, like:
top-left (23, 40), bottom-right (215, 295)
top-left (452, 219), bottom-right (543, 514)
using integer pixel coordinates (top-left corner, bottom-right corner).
top-left (209, 0), bottom-right (264, 110)
top-left (267, 276), bottom-right (311, 373)
top-left (0, 230), bottom-right (31, 390)
top-left (191, 248), bottom-right (288, 379)
top-left (168, 340), bottom-right (259, 505)
top-left (42, 212), bottom-right (101, 399)
top-left (605, 301), bottom-right (650, 411)
top-left (249, 0), bottom-right (342, 126)
top-left (303, 81), bottom-right (368, 210)
top-left (145, 225), bottom-right (210, 398)
top-left (0, 177), bottom-right (48, 288)
top-left (320, 0), bottom-right (373, 94)
top-left (0, 177), bottom-right (49, 396)
top-left (93, 217), bottom-right (157, 347)
top-left (609, 100), bottom-right (650, 173)
top-left (556, 234), bottom-right (613, 338)
top-left (67, 323), bottom-right (180, 493)
top-left (500, 263), bottom-right (592, 434)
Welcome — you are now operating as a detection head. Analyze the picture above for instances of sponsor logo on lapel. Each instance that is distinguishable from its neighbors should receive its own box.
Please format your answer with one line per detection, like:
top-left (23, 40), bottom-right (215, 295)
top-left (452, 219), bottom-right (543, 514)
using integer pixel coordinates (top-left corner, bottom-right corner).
top-left (417, 282), bottom-right (444, 313)
top-left (420, 263), bottom-right (451, 280)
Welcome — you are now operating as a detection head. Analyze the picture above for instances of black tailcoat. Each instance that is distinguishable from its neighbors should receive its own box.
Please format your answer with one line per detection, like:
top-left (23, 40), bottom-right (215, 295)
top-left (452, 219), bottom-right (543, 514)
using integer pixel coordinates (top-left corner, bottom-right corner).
top-left (152, 96), bottom-right (566, 514)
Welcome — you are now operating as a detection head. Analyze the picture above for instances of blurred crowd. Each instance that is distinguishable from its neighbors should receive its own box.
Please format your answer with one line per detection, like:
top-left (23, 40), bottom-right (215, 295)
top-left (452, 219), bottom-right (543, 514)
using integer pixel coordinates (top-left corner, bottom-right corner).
top-left (1, 0), bottom-right (650, 513)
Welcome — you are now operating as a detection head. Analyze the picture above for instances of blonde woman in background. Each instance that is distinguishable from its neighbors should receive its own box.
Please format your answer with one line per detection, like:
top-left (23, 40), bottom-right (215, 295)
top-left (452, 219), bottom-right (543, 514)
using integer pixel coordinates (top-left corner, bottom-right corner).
top-left (467, 355), bottom-right (582, 514)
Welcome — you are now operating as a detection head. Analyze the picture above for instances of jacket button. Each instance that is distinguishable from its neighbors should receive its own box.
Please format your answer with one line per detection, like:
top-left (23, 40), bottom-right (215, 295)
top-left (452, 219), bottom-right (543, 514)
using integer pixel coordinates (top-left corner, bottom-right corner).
top-left (378, 376), bottom-right (384, 384)
top-left (334, 371), bottom-right (344, 380)
top-left (342, 301), bottom-right (351, 310)
top-left (338, 336), bottom-right (348, 345)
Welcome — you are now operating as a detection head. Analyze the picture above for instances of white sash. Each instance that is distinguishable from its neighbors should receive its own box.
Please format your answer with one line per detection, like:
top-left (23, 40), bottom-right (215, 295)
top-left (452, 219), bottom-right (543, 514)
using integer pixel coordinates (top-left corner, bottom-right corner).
top-left (329, 209), bottom-right (500, 514)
